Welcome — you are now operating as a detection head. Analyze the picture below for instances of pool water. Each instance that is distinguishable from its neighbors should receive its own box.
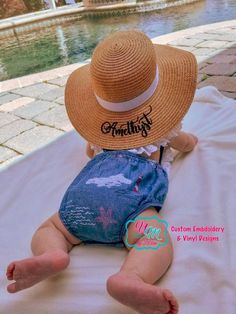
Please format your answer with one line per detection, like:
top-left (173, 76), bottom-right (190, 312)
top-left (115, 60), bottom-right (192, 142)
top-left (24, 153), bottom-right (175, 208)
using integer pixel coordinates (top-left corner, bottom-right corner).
top-left (0, 0), bottom-right (236, 81)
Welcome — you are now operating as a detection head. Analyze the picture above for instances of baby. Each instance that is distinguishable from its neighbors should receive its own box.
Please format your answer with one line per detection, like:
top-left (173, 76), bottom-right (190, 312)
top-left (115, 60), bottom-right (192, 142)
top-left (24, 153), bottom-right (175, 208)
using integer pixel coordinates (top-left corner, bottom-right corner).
top-left (6, 30), bottom-right (198, 314)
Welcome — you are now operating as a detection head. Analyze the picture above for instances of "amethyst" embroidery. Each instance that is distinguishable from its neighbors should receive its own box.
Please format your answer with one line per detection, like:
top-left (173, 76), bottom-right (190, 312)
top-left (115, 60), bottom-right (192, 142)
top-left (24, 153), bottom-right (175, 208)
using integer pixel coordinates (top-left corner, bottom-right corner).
top-left (101, 106), bottom-right (153, 138)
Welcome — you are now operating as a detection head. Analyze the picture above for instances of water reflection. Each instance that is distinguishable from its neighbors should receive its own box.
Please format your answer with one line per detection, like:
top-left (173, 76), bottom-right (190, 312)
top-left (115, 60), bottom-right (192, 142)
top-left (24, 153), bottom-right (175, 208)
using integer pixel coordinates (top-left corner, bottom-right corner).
top-left (0, 0), bottom-right (236, 81)
top-left (56, 26), bottom-right (69, 63)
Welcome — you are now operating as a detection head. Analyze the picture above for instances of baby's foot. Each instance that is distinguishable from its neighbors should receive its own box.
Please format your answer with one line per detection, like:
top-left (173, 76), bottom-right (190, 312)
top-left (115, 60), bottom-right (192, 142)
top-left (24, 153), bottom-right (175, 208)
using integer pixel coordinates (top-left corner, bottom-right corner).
top-left (6, 249), bottom-right (69, 293)
top-left (107, 271), bottom-right (178, 314)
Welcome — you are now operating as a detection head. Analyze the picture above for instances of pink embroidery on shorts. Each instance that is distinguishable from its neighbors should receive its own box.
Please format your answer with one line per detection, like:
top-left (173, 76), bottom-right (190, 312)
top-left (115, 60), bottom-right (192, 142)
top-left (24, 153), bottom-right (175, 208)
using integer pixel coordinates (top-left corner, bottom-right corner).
top-left (95, 207), bottom-right (117, 228)
top-left (133, 176), bottom-right (143, 192)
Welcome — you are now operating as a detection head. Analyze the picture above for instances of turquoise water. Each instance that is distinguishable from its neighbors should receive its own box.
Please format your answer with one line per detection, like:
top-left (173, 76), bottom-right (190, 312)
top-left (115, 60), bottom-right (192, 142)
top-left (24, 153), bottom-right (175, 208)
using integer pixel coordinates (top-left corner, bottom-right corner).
top-left (0, 0), bottom-right (236, 81)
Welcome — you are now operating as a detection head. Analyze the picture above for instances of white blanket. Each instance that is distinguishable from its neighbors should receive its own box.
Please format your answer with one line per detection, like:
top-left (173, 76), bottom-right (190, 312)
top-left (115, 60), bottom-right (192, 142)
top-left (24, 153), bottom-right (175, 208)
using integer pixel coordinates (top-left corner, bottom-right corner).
top-left (0, 86), bottom-right (236, 314)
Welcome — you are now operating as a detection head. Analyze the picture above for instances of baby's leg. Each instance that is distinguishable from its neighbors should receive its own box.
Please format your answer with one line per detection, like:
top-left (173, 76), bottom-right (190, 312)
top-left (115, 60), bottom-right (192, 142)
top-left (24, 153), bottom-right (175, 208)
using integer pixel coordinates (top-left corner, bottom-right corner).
top-left (6, 213), bottom-right (81, 293)
top-left (106, 208), bottom-right (178, 314)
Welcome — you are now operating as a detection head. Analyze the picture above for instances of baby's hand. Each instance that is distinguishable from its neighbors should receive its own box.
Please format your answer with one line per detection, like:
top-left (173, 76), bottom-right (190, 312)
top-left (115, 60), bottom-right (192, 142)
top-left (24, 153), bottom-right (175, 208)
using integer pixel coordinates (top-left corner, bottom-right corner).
top-left (86, 142), bottom-right (95, 159)
top-left (169, 131), bottom-right (198, 152)
top-left (190, 134), bottom-right (198, 145)
top-left (186, 133), bottom-right (198, 151)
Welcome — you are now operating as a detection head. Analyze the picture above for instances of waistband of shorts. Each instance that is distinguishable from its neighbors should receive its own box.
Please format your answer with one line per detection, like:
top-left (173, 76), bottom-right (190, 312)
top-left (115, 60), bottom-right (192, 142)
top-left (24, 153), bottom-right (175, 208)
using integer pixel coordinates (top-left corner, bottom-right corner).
top-left (99, 149), bottom-right (160, 167)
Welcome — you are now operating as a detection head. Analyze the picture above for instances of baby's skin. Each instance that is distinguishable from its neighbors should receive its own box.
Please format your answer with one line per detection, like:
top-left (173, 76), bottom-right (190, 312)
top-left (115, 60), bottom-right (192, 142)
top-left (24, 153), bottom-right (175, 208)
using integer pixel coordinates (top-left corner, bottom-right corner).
top-left (6, 131), bottom-right (197, 314)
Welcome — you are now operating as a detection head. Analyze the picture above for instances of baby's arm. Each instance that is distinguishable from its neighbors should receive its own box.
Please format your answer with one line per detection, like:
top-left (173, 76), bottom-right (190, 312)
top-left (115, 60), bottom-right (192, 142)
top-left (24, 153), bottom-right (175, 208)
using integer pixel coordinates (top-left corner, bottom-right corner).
top-left (86, 142), bottom-right (95, 159)
top-left (169, 131), bottom-right (198, 152)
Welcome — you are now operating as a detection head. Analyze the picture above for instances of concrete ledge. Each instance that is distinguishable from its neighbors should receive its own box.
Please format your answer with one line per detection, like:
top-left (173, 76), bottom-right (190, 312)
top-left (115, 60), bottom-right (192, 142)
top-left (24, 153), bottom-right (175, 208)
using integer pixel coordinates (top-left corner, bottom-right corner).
top-left (0, 61), bottom-right (90, 93)
top-left (152, 19), bottom-right (236, 44)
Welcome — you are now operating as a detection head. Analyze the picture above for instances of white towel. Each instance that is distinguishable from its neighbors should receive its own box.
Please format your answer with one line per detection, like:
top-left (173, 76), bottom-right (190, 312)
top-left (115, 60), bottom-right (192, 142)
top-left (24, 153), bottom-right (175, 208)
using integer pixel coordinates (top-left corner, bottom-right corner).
top-left (0, 86), bottom-right (235, 314)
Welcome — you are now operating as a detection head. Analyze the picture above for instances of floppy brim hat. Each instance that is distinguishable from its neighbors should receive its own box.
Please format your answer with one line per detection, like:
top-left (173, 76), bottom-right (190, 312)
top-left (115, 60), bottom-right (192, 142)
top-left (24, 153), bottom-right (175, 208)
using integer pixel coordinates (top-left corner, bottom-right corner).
top-left (65, 30), bottom-right (198, 150)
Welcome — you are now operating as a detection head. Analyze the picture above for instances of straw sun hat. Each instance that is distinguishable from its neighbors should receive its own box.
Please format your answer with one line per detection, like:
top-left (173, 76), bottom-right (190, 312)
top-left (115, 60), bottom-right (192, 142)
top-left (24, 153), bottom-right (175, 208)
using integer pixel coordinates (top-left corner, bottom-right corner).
top-left (65, 30), bottom-right (197, 150)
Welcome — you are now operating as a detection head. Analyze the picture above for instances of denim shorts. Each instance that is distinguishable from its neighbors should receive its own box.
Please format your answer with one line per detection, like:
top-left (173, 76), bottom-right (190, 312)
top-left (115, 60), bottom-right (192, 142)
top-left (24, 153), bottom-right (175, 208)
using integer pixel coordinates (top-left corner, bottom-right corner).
top-left (59, 150), bottom-right (168, 248)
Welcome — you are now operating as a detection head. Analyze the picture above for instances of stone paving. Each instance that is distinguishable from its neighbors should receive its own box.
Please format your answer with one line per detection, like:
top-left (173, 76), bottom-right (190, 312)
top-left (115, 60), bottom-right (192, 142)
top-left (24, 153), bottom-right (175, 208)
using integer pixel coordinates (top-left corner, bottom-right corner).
top-left (0, 20), bottom-right (236, 170)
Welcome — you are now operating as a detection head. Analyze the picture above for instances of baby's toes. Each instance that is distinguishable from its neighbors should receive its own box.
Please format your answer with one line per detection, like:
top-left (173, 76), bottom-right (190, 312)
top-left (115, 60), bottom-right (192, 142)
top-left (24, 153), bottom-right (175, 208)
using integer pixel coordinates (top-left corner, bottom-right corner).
top-left (7, 278), bottom-right (26, 294)
top-left (6, 262), bottom-right (16, 280)
top-left (163, 289), bottom-right (179, 314)
top-left (7, 282), bottom-right (18, 293)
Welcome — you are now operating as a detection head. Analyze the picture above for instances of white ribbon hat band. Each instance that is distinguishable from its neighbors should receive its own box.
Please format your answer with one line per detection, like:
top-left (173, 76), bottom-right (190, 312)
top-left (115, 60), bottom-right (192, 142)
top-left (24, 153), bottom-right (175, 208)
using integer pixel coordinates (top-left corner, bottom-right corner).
top-left (95, 66), bottom-right (159, 112)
